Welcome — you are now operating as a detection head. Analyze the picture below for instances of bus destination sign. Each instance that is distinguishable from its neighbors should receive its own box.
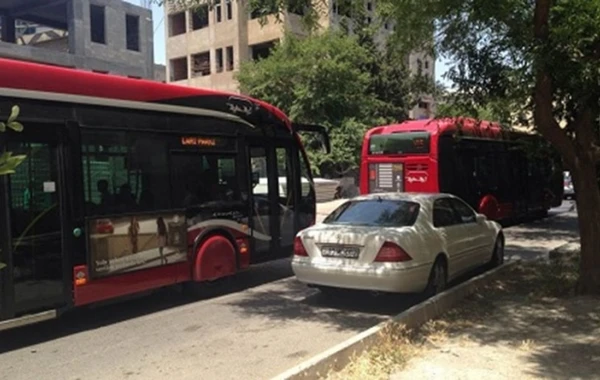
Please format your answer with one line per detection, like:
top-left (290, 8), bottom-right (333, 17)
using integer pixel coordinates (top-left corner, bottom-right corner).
top-left (180, 136), bottom-right (234, 149)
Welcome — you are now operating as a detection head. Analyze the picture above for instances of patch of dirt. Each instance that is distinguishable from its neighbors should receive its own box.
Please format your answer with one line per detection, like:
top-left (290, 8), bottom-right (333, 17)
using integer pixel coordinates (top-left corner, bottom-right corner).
top-left (328, 261), bottom-right (600, 380)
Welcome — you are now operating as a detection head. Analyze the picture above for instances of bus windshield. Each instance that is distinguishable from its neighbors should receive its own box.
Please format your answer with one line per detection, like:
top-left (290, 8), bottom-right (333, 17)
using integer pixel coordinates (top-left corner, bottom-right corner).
top-left (368, 132), bottom-right (431, 155)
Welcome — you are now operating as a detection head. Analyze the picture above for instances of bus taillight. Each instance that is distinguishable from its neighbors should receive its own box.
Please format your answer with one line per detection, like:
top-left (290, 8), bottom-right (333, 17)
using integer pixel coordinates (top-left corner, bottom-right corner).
top-left (236, 238), bottom-right (248, 255)
top-left (73, 265), bottom-right (88, 286)
top-left (236, 238), bottom-right (250, 269)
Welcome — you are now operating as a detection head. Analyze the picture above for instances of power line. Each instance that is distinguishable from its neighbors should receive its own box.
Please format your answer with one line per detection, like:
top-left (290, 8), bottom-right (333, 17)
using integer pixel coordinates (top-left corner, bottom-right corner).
top-left (154, 15), bottom-right (164, 35)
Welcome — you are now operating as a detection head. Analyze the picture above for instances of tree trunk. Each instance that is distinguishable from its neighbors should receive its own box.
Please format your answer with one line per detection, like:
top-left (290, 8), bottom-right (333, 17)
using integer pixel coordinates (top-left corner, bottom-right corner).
top-left (571, 157), bottom-right (600, 295)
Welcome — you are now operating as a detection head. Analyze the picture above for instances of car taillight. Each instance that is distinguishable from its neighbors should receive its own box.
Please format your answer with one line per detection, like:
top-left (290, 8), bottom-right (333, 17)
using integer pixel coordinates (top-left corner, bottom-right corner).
top-left (294, 236), bottom-right (308, 257)
top-left (374, 242), bottom-right (412, 262)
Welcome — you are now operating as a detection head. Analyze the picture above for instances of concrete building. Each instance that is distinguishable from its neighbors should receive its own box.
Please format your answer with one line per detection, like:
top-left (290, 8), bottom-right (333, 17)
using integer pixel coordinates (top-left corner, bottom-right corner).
top-left (0, 0), bottom-right (158, 80)
top-left (164, 1), bottom-right (436, 119)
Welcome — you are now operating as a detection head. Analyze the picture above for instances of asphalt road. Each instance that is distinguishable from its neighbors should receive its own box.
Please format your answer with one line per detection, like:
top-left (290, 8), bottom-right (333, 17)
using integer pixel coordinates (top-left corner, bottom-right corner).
top-left (0, 201), bottom-right (579, 380)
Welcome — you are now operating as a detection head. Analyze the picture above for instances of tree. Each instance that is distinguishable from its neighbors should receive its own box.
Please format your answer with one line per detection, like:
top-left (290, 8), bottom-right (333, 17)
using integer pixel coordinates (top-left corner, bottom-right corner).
top-left (235, 30), bottom-right (420, 177)
top-left (0, 105), bottom-right (25, 271)
top-left (0, 105), bottom-right (25, 175)
top-left (236, 31), bottom-right (377, 176)
top-left (375, 0), bottom-right (600, 294)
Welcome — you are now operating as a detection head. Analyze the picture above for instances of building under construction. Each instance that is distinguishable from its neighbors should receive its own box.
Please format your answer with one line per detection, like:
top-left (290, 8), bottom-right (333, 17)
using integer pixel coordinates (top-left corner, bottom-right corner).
top-left (0, 0), bottom-right (161, 80)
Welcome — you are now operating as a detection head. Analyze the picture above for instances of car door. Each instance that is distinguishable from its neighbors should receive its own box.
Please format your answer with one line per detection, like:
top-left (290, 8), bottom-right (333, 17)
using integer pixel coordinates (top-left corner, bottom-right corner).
top-left (432, 198), bottom-right (470, 279)
top-left (449, 197), bottom-right (493, 266)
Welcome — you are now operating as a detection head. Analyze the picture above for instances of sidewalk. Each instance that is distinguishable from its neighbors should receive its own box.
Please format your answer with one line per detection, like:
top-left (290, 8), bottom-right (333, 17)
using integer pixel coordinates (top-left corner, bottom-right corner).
top-left (390, 261), bottom-right (600, 380)
top-left (328, 211), bottom-right (600, 380)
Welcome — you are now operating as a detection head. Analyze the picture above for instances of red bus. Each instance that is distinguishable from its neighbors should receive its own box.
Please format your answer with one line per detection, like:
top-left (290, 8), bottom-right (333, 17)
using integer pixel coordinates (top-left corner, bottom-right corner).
top-left (0, 59), bottom-right (329, 330)
top-left (360, 118), bottom-right (563, 221)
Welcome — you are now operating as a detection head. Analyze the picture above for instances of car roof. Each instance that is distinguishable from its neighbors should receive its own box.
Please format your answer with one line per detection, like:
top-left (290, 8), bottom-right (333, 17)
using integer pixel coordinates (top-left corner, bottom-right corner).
top-left (349, 192), bottom-right (457, 203)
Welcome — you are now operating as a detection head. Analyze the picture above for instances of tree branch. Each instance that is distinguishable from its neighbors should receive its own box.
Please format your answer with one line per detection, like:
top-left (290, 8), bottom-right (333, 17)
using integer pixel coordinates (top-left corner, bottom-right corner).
top-left (532, 0), bottom-right (577, 168)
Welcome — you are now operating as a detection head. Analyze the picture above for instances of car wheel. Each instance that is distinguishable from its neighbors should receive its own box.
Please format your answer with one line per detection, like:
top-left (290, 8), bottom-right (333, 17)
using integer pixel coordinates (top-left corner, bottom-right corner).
top-left (490, 235), bottom-right (505, 268)
top-left (424, 258), bottom-right (447, 298)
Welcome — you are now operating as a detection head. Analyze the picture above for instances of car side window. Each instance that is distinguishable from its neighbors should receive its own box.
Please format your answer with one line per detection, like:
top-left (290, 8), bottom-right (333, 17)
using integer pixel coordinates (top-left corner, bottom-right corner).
top-left (433, 198), bottom-right (459, 227)
top-left (450, 198), bottom-right (476, 224)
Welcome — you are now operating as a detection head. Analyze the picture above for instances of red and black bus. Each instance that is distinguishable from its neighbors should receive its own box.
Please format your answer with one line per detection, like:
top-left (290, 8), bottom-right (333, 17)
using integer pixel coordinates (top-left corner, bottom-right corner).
top-left (0, 58), bottom-right (329, 330)
top-left (360, 117), bottom-right (563, 221)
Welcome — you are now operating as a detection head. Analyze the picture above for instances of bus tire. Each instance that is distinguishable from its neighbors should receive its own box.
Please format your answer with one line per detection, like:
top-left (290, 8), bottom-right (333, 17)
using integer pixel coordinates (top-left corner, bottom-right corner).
top-left (184, 234), bottom-right (236, 298)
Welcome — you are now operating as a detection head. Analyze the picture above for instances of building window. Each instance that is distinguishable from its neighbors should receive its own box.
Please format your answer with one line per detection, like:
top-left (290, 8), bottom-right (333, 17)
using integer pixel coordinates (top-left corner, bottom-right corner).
top-left (288, 0), bottom-right (309, 16)
top-left (126, 14), bottom-right (140, 51)
top-left (168, 12), bottom-right (186, 36)
top-left (424, 60), bottom-right (429, 69)
top-left (417, 59), bottom-right (423, 72)
top-left (215, 0), bottom-right (222, 23)
top-left (191, 52), bottom-right (211, 77)
top-left (251, 40), bottom-right (277, 61)
top-left (90, 4), bottom-right (106, 44)
top-left (226, 46), bottom-right (234, 71)
top-left (191, 6), bottom-right (209, 30)
top-left (226, 0), bottom-right (233, 20)
top-left (367, 16), bottom-right (372, 24)
top-left (170, 57), bottom-right (188, 81)
top-left (367, 2), bottom-right (373, 11)
top-left (251, 2), bottom-right (278, 19)
top-left (215, 48), bottom-right (224, 73)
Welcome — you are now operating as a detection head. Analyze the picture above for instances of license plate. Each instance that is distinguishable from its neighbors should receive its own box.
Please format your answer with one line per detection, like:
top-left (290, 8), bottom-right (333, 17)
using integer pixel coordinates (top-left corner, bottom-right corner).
top-left (321, 246), bottom-right (360, 259)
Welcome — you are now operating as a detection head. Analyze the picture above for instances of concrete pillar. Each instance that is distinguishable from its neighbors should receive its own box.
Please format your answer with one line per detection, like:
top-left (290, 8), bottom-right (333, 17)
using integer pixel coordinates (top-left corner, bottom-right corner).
top-left (67, 0), bottom-right (87, 54)
top-left (1, 15), bottom-right (16, 43)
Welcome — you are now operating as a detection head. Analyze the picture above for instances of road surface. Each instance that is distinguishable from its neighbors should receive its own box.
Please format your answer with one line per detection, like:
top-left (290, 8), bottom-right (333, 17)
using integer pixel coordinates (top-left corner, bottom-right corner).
top-left (0, 202), bottom-right (579, 380)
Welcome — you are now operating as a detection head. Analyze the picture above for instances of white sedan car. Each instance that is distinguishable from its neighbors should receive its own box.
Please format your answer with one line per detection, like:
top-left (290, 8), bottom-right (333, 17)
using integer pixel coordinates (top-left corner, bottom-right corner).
top-left (292, 193), bottom-right (504, 296)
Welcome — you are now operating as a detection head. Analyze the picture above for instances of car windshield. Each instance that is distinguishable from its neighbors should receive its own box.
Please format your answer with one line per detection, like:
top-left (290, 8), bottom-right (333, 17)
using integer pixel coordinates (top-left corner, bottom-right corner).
top-left (323, 199), bottom-right (420, 227)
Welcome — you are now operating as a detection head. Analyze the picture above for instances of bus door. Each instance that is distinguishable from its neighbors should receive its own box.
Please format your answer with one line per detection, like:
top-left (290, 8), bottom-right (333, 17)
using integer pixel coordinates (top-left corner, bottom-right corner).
top-left (247, 141), bottom-right (282, 262)
top-left (0, 123), bottom-right (70, 318)
top-left (274, 142), bottom-right (298, 252)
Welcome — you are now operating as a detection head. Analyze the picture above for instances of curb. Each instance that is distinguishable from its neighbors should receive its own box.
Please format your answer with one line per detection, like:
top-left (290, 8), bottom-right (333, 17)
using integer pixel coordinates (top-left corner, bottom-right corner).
top-left (271, 261), bottom-right (519, 380)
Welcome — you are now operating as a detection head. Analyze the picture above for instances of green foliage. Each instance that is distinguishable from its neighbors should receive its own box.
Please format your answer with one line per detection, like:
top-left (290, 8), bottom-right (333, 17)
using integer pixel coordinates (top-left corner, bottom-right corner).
top-left (236, 30), bottom-right (420, 177)
top-left (0, 105), bottom-right (26, 176)
top-left (0, 105), bottom-right (25, 270)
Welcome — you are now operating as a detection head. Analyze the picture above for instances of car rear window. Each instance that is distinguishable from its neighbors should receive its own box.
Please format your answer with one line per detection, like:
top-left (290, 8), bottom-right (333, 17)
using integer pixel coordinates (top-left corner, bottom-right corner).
top-left (323, 199), bottom-right (420, 227)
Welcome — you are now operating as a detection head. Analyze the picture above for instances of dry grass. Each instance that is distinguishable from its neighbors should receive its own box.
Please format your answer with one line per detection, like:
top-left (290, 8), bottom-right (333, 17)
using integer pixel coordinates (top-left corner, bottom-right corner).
top-left (517, 339), bottom-right (538, 352)
top-left (324, 259), bottom-right (580, 380)
top-left (325, 324), bottom-right (419, 380)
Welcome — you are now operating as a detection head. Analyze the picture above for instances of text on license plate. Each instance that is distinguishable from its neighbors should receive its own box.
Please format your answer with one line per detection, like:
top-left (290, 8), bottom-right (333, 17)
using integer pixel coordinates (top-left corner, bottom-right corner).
top-left (321, 246), bottom-right (360, 259)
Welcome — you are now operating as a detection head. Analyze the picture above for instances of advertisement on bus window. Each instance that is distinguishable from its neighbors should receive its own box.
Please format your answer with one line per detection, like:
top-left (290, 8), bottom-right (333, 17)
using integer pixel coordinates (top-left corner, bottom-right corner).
top-left (87, 213), bottom-right (188, 277)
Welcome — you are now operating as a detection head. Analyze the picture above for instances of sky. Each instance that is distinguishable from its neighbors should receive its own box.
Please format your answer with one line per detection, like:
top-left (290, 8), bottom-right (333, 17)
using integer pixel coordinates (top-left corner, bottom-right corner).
top-left (130, 1), bottom-right (452, 86)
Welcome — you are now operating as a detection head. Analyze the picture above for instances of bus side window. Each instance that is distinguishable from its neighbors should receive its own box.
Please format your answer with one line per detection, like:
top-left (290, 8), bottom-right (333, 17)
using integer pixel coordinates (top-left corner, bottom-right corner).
top-left (81, 130), bottom-right (170, 216)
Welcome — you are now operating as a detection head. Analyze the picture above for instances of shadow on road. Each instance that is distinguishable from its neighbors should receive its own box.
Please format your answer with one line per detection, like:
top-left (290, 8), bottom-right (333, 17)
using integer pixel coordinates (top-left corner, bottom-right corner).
top-left (0, 205), bottom-right (578, 353)
top-left (221, 263), bottom-right (493, 334)
top-left (0, 258), bottom-right (294, 353)
top-left (505, 211), bottom-right (579, 261)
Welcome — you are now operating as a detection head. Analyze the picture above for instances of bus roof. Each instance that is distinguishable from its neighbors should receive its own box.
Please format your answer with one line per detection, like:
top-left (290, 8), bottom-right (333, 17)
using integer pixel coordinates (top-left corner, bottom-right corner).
top-left (366, 118), bottom-right (507, 138)
top-left (364, 118), bottom-right (546, 143)
top-left (0, 58), bottom-right (291, 129)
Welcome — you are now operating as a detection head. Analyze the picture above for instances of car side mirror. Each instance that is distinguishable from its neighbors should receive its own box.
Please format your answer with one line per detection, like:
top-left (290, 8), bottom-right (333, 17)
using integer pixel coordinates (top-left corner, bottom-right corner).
top-left (476, 214), bottom-right (486, 223)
